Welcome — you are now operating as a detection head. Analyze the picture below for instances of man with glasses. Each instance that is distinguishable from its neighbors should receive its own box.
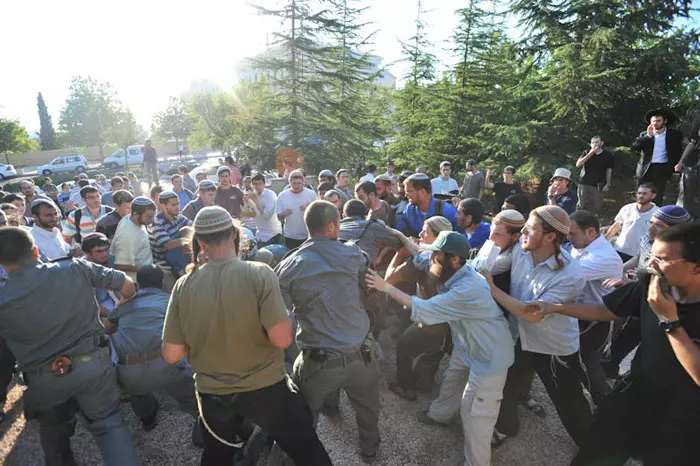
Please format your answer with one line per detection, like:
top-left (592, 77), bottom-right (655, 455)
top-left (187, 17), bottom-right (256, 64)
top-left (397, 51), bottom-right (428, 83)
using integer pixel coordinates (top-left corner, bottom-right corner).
top-left (605, 182), bottom-right (659, 262)
top-left (63, 186), bottom-right (113, 244)
top-left (535, 222), bottom-right (700, 465)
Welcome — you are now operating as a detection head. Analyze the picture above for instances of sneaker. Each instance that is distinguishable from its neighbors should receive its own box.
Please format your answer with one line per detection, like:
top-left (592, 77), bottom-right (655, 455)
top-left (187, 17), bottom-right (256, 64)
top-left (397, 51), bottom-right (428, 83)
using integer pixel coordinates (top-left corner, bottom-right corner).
top-left (491, 429), bottom-right (508, 449)
top-left (388, 381), bottom-right (417, 402)
top-left (141, 401), bottom-right (159, 432)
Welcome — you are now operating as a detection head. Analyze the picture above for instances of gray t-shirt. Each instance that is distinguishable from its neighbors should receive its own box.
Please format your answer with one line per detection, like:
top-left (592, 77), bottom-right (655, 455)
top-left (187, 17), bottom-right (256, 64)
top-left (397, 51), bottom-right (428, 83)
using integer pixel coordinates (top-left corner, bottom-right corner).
top-left (462, 170), bottom-right (485, 199)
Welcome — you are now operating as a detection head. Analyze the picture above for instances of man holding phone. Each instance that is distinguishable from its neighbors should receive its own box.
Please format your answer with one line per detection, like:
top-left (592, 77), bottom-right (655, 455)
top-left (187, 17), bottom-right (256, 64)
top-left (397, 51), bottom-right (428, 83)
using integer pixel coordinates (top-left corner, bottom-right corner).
top-left (576, 135), bottom-right (614, 212)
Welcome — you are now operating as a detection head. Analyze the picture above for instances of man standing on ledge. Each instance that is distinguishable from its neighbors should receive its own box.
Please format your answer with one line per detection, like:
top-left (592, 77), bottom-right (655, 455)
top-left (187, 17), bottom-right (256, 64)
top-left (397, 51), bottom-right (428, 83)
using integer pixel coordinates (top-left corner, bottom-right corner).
top-left (576, 136), bottom-right (614, 212)
top-left (143, 139), bottom-right (159, 187)
top-left (631, 108), bottom-right (683, 205)
top-left (162, 206), bottom-right (331, 466)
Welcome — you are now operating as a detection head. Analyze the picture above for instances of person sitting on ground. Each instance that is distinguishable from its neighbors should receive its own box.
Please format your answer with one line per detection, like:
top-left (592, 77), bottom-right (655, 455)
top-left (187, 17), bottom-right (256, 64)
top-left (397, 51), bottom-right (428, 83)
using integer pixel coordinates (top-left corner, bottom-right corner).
top-left (111, 197), bottom-right (155, 280)
top-left (96, 190), bottom-right (134, 240)
top-left (182, 180), bottom-right (217, 221)
top-left (150, 191), bottom-right (192, 278)
top-left (544, 168), bottom-right (578, 214)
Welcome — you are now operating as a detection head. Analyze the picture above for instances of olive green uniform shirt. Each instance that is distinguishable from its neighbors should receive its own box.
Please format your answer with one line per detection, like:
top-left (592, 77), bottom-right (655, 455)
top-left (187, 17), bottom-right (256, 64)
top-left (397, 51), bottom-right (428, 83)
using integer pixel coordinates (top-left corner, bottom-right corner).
top-left (162, 256), bottom-right (289, 394)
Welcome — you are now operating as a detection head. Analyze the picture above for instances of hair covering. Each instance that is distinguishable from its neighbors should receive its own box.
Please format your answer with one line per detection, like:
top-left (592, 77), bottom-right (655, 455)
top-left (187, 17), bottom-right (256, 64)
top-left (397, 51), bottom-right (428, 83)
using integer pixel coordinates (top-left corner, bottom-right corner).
top-left (132, 196), bottom-right (155, 207)
top-left (158, 191), bottom-right (178, 202)
top-left (533, 205), bottom-right (570, 235)
top-left (653, 205), bottom-right (690, 225)
top-left (425, 216), bottom-right (453, 235)
top-left (198, 180), bottom-right (216, 190)
top-left (194, 206), bottom-right (235, 235)
top-left (318, 169), bottom-right (333, 177)
top-left (550, 168), bottom-right (572, 182)
top-left (217, 165), bottom-right (231, 175)
top-left (30, 198), bottom-right (56, 209)
top-left (406, 173), bottom-right (430, 182)
top-left (493, 209), bottom-right (526, 229)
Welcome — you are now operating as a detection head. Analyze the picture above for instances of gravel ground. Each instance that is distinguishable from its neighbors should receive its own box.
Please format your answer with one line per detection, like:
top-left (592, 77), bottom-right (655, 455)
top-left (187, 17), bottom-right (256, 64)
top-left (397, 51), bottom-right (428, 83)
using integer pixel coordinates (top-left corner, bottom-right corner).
top-left (0, 316), bottom-right (636, 466)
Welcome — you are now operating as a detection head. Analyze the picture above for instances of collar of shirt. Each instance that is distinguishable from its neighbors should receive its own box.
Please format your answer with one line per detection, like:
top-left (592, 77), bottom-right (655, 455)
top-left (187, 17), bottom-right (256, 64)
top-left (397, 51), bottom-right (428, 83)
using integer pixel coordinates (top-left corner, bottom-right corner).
top-left (571, 234), bottom-right (608, 258)
top-left (7, 259), bottom-right (42, 278)
top-left (30, 225), bottom-right (62, 239)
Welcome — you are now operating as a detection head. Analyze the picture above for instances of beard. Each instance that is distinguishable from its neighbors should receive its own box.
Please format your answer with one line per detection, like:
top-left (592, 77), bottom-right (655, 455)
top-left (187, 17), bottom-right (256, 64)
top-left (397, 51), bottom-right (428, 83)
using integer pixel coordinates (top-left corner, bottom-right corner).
top-left (429, 256), bottom-right (457, 283)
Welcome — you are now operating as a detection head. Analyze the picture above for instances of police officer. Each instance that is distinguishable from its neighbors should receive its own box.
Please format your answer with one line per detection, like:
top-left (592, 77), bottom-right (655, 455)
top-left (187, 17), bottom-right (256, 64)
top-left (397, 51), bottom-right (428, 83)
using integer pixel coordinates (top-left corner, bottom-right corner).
top-left (0, 227), bottom-right (139, 466)
top-left (104, 265), bottom-right (198, 434)
top-left (276, 200), bottom-right (382, 463)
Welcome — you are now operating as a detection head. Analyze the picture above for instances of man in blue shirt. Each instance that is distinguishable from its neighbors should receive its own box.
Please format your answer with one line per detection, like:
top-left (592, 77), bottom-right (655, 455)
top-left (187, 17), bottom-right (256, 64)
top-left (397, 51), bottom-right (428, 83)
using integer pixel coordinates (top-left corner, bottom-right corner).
top-left (457, 198), bottom-right (491, 250)
top-left (396, 173), bottom-right (460, 237)
top-left (366, 231), bottom-right (513, 466)
top-left (545, 168), bottom-right (578, 214)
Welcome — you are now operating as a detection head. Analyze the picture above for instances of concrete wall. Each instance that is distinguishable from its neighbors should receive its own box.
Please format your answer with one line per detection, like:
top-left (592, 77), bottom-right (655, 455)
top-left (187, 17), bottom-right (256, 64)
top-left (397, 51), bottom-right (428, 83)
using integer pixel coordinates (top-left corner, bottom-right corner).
top-left (6, 141), bottom-right (179, 167)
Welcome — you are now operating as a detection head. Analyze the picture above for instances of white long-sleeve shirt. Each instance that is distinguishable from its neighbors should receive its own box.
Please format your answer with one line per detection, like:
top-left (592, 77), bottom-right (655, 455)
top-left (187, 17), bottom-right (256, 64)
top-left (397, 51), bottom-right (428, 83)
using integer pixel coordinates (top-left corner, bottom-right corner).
top-left (253, 188), bottom-right (282, 242)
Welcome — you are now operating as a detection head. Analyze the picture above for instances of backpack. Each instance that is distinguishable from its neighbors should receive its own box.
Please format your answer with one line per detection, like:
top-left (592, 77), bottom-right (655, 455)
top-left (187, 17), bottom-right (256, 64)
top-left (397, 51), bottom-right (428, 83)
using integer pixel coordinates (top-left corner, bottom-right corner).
top-left (73, 206), bottom-right (113, 243)
top-left (434, 199), bottom-right (445, 218)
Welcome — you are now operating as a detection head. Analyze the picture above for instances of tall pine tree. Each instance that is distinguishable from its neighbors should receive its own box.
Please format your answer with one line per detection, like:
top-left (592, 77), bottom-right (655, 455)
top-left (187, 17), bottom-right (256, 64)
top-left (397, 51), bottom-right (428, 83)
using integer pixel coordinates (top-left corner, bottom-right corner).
top-left (37, 92), bottom-right (57, 150)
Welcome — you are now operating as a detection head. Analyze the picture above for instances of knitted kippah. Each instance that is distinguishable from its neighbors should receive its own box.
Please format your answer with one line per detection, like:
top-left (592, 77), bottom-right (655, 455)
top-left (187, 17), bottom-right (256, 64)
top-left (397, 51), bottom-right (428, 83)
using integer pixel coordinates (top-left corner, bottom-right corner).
top-left (493, 209), bottom-right (526, 229)
top-left (194, 206), bottom-right (234, 235)
top-left (533, 205), bottom-right (570, 235)
top-left (158, 191), bottom-right (178, 202)
top-left (654, 205), bottom-right (691, 225)
top-left (407, 173), bottom-right (430, 181)
top-left (30, 198), bottom-right (56, 209)
top-left (132, 196), bottom-right (155, 207)
top-left (198, 180), bottom-right (216, 190)
top-left (425, 216), bottom-right (453, 234)
top-left (217, 165), bottom-right (231, 175)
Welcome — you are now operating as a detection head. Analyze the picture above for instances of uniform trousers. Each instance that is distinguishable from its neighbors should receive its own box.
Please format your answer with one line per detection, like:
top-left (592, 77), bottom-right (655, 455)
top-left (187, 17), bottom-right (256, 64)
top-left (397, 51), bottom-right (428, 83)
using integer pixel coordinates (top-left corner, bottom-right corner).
top-left (198, 378), bottom-right (331, 466)
top-left (396, 322), bottom-right (451, 391)
top-left (425, 348), bottom-right (508, 466)
top-left (23, 347), bottom-right (138, 466)
top-left (0, 336), bottom-right (15, 406)
top-left (496, 341), bottom-right (593, 447)
top-left (604, 316), bottom-right (641, 375)
top-left (117, 357), bottom-right (197, 420)
top-left (293, 351), bottom-right (381, 456)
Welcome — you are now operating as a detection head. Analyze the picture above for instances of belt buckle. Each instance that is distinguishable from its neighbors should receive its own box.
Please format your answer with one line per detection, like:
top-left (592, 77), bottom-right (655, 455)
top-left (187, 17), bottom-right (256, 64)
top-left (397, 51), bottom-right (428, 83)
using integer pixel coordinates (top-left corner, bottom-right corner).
top-left (51, 355), bottom-right (73, 377)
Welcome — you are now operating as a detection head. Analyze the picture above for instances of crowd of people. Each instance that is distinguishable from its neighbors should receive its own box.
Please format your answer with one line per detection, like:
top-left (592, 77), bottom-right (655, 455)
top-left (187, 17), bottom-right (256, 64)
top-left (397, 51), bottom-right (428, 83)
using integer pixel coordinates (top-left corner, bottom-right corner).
top-left (0, 107), bottom-right (699, 466)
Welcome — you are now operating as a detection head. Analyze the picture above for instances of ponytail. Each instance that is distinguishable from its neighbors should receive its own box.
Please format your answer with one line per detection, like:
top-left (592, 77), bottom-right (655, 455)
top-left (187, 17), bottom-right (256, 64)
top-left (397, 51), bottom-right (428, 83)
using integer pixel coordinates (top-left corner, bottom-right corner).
top-left (186, 236), bottom-right (202, 274)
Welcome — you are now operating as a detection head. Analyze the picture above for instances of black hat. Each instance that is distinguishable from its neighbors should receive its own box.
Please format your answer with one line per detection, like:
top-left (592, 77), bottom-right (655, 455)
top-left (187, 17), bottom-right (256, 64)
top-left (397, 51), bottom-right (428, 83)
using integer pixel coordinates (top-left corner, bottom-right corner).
top-left (644, 108), bottom-right (677, 125)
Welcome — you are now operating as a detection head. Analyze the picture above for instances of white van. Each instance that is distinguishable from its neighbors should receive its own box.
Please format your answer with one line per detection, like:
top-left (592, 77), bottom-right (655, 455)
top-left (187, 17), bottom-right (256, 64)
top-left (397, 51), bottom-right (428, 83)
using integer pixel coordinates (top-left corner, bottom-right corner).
top-left (103, 145), bottom-right (144, 168)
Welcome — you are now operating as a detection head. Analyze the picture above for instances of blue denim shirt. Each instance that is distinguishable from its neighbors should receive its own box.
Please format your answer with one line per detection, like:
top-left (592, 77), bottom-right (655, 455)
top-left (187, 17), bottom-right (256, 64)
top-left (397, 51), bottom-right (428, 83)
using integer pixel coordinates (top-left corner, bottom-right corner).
top-left (108, 288), bottom-right (170, 358)
top-left (411, 264), bottom-right (514, 375)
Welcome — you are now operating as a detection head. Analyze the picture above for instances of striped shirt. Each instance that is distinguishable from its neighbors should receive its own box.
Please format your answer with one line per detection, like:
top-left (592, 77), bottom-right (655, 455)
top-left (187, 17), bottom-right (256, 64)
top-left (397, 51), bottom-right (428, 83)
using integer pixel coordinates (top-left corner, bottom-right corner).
top-left (63, 205), bottom-right (111, 242)
top-left (149, 212), bottom-right (192, 263)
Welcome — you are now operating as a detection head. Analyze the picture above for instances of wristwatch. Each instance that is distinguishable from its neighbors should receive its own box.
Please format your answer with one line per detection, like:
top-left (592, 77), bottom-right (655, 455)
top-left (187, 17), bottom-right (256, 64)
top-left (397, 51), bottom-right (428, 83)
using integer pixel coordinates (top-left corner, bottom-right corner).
top-left (659, 319), bottom-right (682, 334)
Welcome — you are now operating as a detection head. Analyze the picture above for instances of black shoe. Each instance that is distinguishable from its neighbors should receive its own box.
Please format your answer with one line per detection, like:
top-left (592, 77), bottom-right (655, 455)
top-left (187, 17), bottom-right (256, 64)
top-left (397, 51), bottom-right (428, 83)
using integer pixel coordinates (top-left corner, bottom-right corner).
top-left (191, 418), bottom-right (205, 448)
top-left (417, 410), bottom-right (448, 427)
top-left (141, 401), bottom-right (159, 432)
top-left (491, 429), bottom-right (509, 449)
top-left (388, 381), bottom-right (417, 402)
top-left (521, 398), bottom-right (546, 418)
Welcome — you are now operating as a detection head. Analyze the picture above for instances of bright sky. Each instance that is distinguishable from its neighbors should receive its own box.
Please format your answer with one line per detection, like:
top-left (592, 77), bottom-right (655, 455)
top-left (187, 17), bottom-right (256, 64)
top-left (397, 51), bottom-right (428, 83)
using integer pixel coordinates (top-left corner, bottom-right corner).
top-left (0, 0), bottom-right (696, 135)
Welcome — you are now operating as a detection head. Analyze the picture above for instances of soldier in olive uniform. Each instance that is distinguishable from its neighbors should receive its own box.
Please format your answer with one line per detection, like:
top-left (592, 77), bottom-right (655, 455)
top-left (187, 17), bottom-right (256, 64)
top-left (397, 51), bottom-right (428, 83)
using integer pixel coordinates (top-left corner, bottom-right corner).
top-left (0, 227), bottom-right (139, 466)
top-left (276, 200), bottom-right (382, 463)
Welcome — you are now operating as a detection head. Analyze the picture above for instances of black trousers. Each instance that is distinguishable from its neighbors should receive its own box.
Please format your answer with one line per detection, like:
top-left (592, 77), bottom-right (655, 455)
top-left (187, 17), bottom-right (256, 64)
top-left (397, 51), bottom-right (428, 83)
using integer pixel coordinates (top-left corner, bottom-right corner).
top-left (284, 237), bottom-right (306, 251)
top-left (571, 376), bottom-right (698, 466)
top-left (579, 322), bottom-right (611, 407)
top-left (496, 342), bottom-right (593, 446)
top-left (605, 317), bottom-right (641, 373)
top-left (639, 162), bottom-right (670, 205)
top-left (198, 378), bottom-right (331, 466)
top-left (396, 322), bottom-right (451, 391)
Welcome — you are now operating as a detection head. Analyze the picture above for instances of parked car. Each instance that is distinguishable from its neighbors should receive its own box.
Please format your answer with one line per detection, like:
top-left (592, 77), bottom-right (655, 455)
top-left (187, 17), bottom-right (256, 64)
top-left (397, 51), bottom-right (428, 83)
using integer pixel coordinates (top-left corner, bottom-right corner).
top-left (37, 155), bottom-right (88, 176)
top-left (0, 163), bottom-right (18, 180)
top-left (102, 145), bottom-right (144, 168)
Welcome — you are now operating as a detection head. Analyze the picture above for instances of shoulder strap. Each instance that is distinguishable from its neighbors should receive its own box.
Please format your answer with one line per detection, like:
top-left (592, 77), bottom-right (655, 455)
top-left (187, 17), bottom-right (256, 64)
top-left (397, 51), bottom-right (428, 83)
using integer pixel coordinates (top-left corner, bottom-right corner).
top-left (434, 199), bottom-right (445, 217)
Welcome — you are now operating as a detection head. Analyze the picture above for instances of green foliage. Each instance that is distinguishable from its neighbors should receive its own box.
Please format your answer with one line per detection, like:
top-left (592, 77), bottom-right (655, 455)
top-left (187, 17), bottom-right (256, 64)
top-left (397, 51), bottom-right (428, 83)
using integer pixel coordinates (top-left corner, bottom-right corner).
top-left (151, 97), bottom-right (195, 147)
top-left (37, 92), bottom-right (57, 150)
top-left (59, 76), bottom-right (119, 156)
top-left (0, 119), bottom-right (36, 164)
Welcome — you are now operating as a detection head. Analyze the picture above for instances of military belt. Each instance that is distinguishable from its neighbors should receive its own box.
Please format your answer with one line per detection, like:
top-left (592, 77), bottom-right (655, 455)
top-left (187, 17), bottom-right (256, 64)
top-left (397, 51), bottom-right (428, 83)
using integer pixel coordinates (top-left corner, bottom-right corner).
top-left (25, 346), bottom-right (110, 382)
top-left (306, 350), bottom-right (367, 370)
top-left (118, 348), bottom-right (163, 366)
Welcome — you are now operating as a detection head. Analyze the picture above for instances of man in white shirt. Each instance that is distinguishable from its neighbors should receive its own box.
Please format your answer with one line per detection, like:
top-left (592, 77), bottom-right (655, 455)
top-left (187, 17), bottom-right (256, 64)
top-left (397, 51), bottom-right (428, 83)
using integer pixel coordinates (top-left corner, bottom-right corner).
top-left (30, 199), bottom-right (71, 261)
top-left (483, 205), bottom-right (592, 447)
top-left (359, 164), bottom-right (377, 183)
top-left (277, 170), bottom-right (317, 250)
top-left (431, 161), bottom-right (459, 195)
top-left (568, 210), bottom-right (623, 406)
top-left (604, 182), bottom-right (659, 261)
top-left (111, 197), bottom-right (156, 280)
top-left (249, 173), bottom-right (283, 247)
